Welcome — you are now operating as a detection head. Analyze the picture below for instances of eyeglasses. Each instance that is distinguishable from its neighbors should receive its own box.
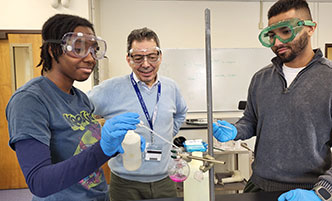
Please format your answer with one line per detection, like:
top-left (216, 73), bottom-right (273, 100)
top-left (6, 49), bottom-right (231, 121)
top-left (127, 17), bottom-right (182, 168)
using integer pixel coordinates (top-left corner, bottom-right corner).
top-left (128, 47), bottom-right (161, 65)
top-left (46, 32), bottom-right (107, 60)
top-left (258, 18), bottom-right (316, 48)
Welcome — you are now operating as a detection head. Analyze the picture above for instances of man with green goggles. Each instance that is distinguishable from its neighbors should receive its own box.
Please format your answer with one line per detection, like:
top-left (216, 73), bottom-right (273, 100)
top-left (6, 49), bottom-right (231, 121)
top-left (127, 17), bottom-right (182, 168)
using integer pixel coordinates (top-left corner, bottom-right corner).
top-left (258, 18), bottom-right (316, 47)
top-left (213, 1), bottom-right (332, 201)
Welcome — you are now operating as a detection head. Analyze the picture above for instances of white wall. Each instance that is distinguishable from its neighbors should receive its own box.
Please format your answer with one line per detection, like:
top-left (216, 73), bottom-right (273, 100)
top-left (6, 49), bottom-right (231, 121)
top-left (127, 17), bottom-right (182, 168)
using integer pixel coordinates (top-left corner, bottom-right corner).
top-left (99, 0), bottom-right (332, 77)
top-left (99, 0), bottom-right (269, 78)
top-left (0, 0), bottom-right (90, 29)
top-left (317, 3), bottom-right (332, 49)
top-left (0, 0), bottom-right (92, 92)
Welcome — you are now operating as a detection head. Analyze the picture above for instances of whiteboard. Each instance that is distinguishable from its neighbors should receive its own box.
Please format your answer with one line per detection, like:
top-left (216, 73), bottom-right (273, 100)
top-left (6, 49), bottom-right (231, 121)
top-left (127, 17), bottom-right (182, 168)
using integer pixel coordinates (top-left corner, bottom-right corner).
top-left (159, 48), bottom-right (275, 112)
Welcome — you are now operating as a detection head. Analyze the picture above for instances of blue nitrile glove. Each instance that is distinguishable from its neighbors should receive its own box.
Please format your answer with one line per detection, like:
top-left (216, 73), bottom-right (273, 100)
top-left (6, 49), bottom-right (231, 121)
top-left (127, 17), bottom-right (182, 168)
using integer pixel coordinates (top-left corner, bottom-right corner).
top-left (202, 141), bottom-right (208, 149)
top-left (140, 135), bottom-right (146, 152)
top-left (278, 189), bottom-right (321, 201)
top-left (212, 120), bottom-right (237, 142)
top-left (100, 112), bottom-right (140, 157)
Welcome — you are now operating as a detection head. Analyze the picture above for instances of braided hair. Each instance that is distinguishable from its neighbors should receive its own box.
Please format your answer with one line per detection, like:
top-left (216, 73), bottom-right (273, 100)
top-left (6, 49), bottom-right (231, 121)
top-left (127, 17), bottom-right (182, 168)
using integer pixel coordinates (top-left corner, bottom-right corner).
top-left (37, 14), bottom-right (94, 75)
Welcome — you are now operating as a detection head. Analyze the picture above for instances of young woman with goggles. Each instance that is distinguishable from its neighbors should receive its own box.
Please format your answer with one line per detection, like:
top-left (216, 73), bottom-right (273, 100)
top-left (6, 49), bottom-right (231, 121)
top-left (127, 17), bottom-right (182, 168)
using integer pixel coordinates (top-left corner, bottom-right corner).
top-left (6, 13), bottom-right (141, 201)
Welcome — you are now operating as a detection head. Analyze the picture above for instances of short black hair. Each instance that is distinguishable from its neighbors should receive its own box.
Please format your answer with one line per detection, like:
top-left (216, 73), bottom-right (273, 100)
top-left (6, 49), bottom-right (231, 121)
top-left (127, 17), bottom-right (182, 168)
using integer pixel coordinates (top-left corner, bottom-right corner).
top-left (127, 27), bottom-right (160, 53)
top-left (37, 14), bottom-right (94, 75)
top-left (268, 0), bottom-right (312, 20)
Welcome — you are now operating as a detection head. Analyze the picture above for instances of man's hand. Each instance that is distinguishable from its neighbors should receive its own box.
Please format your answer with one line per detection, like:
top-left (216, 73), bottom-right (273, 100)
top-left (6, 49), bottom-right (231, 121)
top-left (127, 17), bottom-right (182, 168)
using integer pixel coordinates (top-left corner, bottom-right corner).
top-left (212, 120), bottom-right (237, 142)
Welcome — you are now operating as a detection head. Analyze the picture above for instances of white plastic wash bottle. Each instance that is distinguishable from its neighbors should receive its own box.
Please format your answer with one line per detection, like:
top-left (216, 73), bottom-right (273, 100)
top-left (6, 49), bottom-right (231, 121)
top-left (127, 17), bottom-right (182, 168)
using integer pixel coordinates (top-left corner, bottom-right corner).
top-left (121, 130), bottom-right (142, 171)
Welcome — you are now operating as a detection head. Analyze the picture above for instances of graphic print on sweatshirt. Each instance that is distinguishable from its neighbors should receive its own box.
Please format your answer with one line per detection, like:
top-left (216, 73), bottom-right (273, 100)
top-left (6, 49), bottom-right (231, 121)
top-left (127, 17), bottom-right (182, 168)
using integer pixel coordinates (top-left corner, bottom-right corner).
top-left (63, 111), bottom-right (103, 189)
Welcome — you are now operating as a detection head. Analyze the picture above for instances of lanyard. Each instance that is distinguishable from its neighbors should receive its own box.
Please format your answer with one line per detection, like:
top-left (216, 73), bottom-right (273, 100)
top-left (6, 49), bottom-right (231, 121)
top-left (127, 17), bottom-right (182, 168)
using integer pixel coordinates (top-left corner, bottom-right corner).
top-left (130, 73), bottom-right (161, 132)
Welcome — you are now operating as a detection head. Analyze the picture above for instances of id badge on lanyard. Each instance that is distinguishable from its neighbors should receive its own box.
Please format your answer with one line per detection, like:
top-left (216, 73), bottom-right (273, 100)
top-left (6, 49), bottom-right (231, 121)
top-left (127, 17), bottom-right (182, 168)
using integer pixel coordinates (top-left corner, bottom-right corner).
top-left (130, 73), bottom-right (162, 161)
top-left (145, 143), bottom-right (163, 161)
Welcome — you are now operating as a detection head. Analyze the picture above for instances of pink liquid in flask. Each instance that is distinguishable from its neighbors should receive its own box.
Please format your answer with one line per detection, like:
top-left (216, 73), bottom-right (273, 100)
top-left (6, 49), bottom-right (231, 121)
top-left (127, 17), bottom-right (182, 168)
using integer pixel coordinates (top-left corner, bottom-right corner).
top-left (169, 174), bottom-right (188, 182)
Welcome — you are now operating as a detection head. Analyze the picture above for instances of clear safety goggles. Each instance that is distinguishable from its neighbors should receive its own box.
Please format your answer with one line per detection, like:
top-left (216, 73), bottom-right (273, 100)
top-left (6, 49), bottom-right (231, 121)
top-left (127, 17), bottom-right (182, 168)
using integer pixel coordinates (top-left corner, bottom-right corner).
top-left (47, 32), bottom-right (107, 60)
top-left (258, 18), bottom-right (316, 47)
top-left (128, 47), bottom-right (161, 65)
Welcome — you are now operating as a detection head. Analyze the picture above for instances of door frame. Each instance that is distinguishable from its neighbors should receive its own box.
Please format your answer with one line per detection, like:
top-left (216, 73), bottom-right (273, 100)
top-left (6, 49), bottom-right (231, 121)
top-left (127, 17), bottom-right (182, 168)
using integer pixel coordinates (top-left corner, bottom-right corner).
top-left (0, 30), bottom-right (41, 40)
top-left (325, 43), bottom-right (332, 60)
top-left (0, 30), bottom-right (42, 190)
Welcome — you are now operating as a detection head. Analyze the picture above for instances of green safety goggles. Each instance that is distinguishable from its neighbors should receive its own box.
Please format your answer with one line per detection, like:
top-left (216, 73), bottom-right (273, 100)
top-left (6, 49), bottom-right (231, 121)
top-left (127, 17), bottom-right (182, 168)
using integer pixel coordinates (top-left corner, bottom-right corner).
top-left (258, 18), bottom-right (316, 47)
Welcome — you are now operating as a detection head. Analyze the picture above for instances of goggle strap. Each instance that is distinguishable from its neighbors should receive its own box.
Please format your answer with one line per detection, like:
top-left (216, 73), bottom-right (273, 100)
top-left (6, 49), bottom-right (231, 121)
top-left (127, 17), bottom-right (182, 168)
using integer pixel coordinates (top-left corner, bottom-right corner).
top-left (44, 39), bottom-right (62, 44)
top-left (301, 20), bottom-right (316, 27)
top-left (128, 47), bottom-right (161, 55)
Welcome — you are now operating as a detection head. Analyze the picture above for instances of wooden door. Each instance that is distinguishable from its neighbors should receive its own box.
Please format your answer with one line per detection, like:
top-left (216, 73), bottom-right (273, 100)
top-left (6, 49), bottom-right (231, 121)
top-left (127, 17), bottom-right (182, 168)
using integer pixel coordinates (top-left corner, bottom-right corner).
top-left (0, 33), bottom-right (42, 189)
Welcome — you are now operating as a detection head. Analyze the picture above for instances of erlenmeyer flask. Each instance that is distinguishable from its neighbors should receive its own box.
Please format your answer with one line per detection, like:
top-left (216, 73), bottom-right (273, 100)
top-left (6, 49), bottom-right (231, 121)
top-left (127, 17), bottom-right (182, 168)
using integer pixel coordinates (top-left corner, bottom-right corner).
top-left (168, 158), bottom-right (190, 182)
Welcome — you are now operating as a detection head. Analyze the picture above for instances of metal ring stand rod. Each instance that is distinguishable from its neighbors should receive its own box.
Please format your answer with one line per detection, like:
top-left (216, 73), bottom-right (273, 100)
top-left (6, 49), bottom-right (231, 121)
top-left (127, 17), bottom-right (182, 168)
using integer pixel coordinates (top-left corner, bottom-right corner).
top-left (205, 8), bottom-right (215, 201)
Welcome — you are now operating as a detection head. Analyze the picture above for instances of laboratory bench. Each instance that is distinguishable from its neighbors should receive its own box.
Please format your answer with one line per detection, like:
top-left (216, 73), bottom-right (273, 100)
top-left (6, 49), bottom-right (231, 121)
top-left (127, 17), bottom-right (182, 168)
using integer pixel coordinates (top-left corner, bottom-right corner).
top-left (176, 180), bottom-right (247, 196)
top-left (177, 117), bottom-right (254, 194)
top-left (136, 191), bottom-right (284, 201)
top-left (172, 149), bottom-right (251, 195)
top-left (215, 181), bottom-right (247, 192)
